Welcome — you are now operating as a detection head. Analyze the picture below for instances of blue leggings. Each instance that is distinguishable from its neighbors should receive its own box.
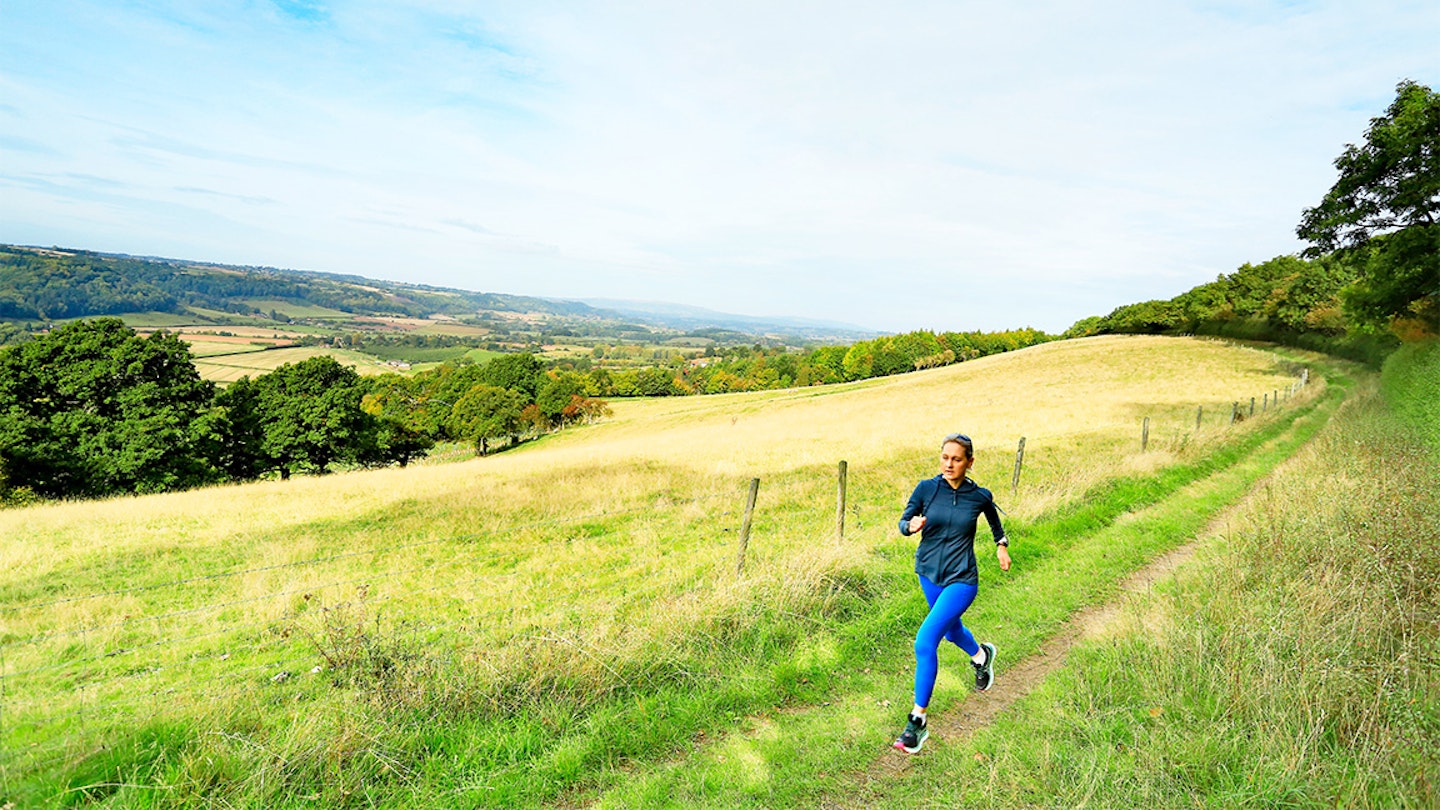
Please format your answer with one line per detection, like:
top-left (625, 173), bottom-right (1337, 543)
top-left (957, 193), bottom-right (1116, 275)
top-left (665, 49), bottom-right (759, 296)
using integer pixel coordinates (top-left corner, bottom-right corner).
top-left (913, 574), bottom-right (980, 708)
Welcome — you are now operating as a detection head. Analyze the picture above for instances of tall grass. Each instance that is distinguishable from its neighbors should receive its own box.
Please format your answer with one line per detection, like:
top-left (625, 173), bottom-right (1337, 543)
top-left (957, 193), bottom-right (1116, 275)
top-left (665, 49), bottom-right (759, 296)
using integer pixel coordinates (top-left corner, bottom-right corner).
top-left (891, 367), bottom-right (1440, 807)
top-left (1381, 339), bottom-right (1440, 450)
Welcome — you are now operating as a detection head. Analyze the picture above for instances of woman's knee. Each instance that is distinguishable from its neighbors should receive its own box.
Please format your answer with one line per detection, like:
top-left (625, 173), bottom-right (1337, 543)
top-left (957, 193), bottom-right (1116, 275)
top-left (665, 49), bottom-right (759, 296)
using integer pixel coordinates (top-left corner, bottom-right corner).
top-left (914, 633), bottom-right (939, 661)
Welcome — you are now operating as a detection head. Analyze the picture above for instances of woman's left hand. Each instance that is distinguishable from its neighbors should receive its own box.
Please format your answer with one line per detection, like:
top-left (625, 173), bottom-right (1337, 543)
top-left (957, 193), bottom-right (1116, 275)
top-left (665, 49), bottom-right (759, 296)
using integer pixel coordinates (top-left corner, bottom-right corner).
top-left (997, 545), bottom-right (1012, 571)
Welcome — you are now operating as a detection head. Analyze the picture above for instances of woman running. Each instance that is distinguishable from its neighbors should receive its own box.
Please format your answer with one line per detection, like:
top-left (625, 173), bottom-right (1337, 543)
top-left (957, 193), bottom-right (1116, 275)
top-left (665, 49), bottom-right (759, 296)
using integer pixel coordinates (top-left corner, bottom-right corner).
top-left (893, 432), bottom-right (1011, 754)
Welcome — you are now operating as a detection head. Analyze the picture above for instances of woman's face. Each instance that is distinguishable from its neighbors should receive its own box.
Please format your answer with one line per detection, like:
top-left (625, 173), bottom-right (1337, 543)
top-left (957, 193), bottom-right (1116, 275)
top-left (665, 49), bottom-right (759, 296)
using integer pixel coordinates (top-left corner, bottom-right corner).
top-left (940, 440), bottom-right (973, 484)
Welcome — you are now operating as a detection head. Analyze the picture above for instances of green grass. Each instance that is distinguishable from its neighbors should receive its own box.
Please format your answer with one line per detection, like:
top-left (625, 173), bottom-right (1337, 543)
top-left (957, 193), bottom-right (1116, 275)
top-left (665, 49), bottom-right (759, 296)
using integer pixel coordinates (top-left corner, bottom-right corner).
top-left (181, 341), bottom-right (277, 358)
top-left (113, 311), bottom-right (210, 328)
top-left (0, 338), bottom-right (1338, 808)
top-left (830, 362), bottom-right (1439, 808)
top-left (363, 344), bottom-right (473, 364)
top-left (1381, 339), bottom-right (1440, 451)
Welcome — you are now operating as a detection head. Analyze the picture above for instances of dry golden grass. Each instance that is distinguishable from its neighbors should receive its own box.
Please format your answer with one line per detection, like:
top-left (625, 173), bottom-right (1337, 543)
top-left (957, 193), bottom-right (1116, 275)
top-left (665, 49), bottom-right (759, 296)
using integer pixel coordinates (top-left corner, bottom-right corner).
top-left (190, 346), bottom-right (394, 382)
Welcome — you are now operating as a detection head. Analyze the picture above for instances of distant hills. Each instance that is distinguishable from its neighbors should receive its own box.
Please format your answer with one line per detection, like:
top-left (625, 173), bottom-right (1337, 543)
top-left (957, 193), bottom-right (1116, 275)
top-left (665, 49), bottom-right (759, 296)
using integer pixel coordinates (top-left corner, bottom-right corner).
top-left (0, 245), bottom-right (878, 346)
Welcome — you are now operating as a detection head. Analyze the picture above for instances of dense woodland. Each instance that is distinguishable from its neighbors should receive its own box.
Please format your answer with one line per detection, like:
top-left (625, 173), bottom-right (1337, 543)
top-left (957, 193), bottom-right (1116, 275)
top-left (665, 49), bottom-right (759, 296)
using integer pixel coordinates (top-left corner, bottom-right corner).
top-left (1063, 252), bottom-right (1402, 365)
top-left (0, 248), bottom-right (438, 320)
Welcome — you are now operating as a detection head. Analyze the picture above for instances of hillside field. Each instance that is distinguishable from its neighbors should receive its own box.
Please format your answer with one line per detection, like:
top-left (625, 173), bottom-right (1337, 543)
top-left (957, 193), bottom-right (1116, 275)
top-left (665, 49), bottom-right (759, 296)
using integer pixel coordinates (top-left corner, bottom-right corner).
top-left (187, 345), bottom-right (400, 382)
top-left (1, 335), bottom-right (1373, 808)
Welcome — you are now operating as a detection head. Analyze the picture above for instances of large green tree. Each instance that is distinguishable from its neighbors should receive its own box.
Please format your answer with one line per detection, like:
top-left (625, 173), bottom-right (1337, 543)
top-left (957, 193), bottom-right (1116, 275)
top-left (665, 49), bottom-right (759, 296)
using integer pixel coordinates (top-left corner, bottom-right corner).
top-left (235, 356), bottom-right (378, 479)
top-left (477, 353), bottom-right (544, 398)
top-left (1298, 80), bottom-right (1440, 330)
top-left (446, 384), bottom-right (525, 455)
top-left (0, 318), bottom-right (218, 497)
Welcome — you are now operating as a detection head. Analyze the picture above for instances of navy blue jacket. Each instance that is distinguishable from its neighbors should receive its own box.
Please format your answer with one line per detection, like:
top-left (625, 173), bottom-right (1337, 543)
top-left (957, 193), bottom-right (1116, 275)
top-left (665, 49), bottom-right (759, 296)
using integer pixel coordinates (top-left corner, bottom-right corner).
top-left (899, 476), bottom-right (1006, 587)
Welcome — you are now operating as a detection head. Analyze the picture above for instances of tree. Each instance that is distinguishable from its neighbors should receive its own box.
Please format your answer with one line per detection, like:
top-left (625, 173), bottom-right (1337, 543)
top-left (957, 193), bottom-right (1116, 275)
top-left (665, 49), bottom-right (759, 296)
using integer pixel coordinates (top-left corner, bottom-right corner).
top-left (841, 341), bottom-right (875, 380)
top-left (477, 353), bottom-right (544, 398)
top-left (243, 357), bottom-right (377, 478)
top-left (536, 371), bottom-right (587, 423)
top-left (447, 384), bottom-right (525, 455)
top-left (1297, 80), bottom-right (1440, 331)
top-left (0, 318), bottom-right (218, 497)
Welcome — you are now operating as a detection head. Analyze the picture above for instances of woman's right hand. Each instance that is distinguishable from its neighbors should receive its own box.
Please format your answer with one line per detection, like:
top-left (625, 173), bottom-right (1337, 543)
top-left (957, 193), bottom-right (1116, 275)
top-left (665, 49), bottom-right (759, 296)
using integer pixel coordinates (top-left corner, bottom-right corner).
top-left (908, 515), bottom-right (927, 534)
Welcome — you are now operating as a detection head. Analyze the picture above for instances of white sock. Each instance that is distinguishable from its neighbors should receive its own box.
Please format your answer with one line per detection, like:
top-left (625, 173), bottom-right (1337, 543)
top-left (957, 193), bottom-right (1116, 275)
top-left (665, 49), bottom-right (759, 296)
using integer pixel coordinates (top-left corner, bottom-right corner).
top-left (971, 646), bottom-right (988, 666)
top-left (911, 705), bottom-right (927, 721)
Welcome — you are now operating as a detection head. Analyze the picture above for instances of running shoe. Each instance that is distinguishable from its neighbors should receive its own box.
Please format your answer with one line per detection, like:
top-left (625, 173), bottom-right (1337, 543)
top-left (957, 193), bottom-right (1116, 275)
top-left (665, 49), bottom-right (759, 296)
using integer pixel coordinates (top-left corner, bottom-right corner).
top-left (893, 712), bottom-right (928, 754)
top-left (973, 642), bottom-right (997, 691)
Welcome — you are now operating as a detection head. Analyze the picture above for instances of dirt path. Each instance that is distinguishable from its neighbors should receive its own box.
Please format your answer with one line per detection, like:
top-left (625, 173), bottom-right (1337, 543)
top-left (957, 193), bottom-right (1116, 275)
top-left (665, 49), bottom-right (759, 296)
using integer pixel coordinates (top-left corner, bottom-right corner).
top-left (851, 536), bottom-right (1211, 793)
top-left (834, 447), bottom-right (1313, 805)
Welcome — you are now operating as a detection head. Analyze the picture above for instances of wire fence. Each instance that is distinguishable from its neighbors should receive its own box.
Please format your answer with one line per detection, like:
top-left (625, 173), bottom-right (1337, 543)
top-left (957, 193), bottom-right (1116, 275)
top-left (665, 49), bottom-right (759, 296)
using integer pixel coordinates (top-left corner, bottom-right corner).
top-left (0, 368), bottom-right (1316, 781)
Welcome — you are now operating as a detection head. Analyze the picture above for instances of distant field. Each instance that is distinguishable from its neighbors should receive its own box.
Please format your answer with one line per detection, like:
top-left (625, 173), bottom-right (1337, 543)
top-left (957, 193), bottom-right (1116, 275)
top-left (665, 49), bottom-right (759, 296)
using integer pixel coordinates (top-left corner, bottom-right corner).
top-left (414, 321), bottom-right (489, 337)
top-left (235, 297), bottom-right (354, 320)
top-left (463, 346), bottom-right (504, 364)
top-left (112, 311), bottom-right (210, 328)
top-left (128, 327), bottom-right (300, 359)
top-left (180, 340), bottom-right (277, 358)
top-left (169, 325), bottom-right (303, 339)
top-left (353, 315), bottom-right (490, 338)
top-left (536, 342), bottom-right (597, 359)
top-left (0, 335), bottom-right (1321, 807)
top-left (364, 344), bottom-right (471, 364)
top-left (190, 345), bottom-right (395, 382)
top-left (184, 306), bottom-right (317, 330)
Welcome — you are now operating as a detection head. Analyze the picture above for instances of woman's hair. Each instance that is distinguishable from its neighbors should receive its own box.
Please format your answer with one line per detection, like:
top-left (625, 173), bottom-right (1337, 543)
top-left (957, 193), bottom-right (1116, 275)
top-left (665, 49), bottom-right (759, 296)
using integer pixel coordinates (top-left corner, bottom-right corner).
top-left (942, 432), bottom-right (974, 458)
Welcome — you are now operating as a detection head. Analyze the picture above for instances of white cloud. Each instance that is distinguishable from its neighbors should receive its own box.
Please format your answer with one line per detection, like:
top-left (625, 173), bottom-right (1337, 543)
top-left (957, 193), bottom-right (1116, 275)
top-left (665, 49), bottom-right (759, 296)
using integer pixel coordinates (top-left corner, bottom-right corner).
top-left (2, 1), bottom-right (1438, 332)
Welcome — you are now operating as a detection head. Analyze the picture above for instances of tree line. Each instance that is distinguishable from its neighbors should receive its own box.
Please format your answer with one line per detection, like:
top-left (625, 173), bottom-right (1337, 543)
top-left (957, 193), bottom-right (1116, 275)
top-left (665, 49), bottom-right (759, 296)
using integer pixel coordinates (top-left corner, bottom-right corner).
top-left (0, 319), bottom-right (610, 504)
top-left (1071, 80), bottom-right (1438, 365)
top-left (538, 327), bottom-right (1054, 397)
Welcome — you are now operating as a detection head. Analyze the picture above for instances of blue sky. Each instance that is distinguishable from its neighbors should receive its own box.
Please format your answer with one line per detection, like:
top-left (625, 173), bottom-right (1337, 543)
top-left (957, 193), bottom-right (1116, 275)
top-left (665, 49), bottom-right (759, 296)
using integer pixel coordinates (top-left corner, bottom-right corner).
top-left (3, 1), bottom-right (1438, 333)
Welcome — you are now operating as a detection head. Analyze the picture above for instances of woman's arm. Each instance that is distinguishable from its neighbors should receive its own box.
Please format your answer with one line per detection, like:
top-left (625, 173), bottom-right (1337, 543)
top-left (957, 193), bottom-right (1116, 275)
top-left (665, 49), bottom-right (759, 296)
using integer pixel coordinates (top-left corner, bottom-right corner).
top-left (982, 496), bottom-right (1011, 570)
top-left (899, 481), bottom-right (929, 535)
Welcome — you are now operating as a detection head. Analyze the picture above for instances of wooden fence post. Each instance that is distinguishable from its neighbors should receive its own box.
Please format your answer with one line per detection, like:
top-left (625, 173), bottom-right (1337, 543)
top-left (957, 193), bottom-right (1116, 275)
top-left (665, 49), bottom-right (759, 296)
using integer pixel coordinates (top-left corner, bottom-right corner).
top-left (1231, 402), bottom-right (1239, 424)
top-left (835, 460), bottom-right (847, 545)
top-left (736, 478), bottom-right (760, 575)
top-left (1011, 437), bottom-right (1026, 496)
top-left (1196, 405), bottom-right (1203, 431)
top-left (1141, 417), bottom-right (1150, 451)
top-left (1263, 392), bottom-right (1269, 411)
top-left (1250, 396), bottom-right (1256, 416)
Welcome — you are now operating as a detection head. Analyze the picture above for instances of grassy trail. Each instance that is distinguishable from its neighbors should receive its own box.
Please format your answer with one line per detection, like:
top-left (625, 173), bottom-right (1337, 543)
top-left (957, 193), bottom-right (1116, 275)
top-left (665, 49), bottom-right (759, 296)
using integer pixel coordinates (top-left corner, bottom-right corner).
top-left (582, 358), bottom-right (1348, 808)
